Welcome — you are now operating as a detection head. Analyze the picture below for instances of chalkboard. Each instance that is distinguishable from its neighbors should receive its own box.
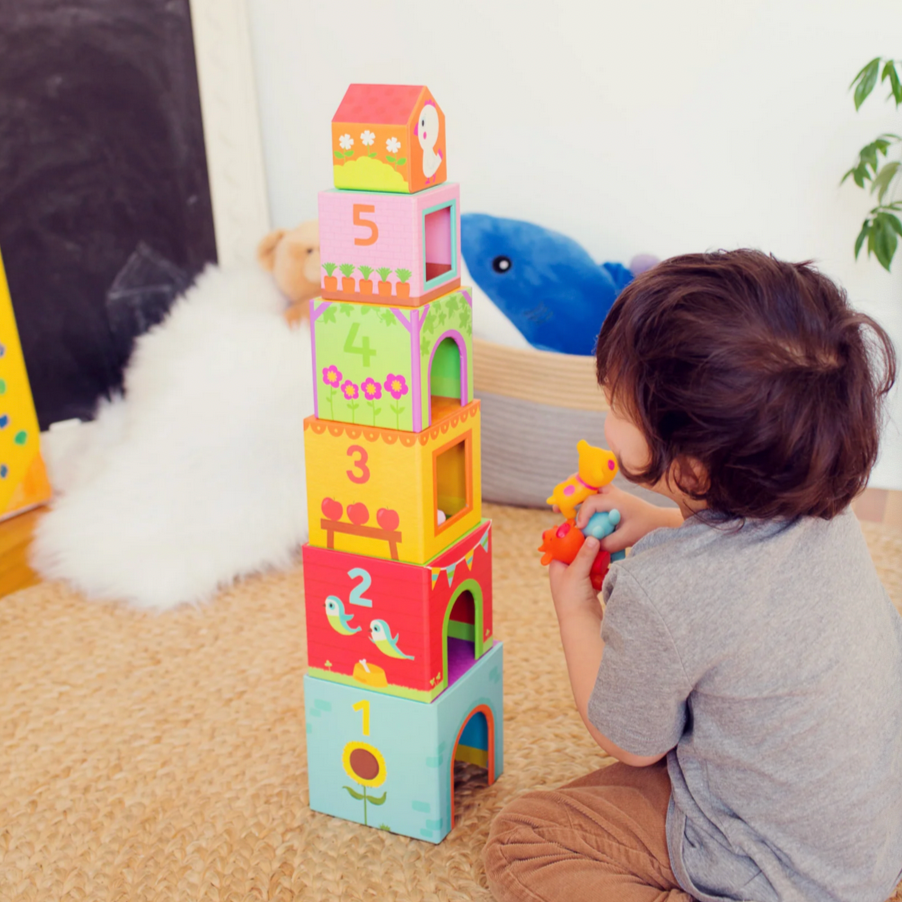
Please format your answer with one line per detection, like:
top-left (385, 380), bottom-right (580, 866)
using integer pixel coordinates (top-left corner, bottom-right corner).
top-left (0, 0), bottom-right (217, 428)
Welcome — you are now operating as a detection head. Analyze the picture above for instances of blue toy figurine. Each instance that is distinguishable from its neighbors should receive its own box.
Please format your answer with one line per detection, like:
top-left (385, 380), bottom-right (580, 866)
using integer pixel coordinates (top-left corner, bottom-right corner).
top-left (582, 509), bottom-right (627, 568)
top-left (582, 509), bottom-right (621, 541)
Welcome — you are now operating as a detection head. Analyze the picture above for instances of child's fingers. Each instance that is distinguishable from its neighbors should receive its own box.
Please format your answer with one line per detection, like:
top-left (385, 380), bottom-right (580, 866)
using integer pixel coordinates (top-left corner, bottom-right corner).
top-left (569, 536), bottom-right (600, 579)
top-left (599, 530), bottom-right (630, 554)
top-left (575, 492), bottom-right (620, 528)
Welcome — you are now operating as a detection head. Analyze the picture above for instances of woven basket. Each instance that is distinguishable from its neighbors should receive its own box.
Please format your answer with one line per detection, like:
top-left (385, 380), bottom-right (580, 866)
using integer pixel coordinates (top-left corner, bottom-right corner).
top-left (473, 339), bottom-right (669, 509)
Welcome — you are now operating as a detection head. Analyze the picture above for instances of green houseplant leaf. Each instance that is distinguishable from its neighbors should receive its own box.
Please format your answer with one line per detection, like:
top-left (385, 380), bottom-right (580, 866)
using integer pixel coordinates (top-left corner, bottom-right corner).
top-left (882, 60), bottom-right (902, 106)
top-left (843, 58), bottom-right (902, 270)
top-left (852, 57), bottom-right (881, 110)
top-left (871, 160), bottom-right (901, 202)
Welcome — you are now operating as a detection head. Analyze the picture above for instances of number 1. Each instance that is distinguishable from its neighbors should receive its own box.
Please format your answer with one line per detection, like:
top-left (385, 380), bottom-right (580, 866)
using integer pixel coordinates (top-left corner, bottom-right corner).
top-left (353, 700), bottom-right (370, 736)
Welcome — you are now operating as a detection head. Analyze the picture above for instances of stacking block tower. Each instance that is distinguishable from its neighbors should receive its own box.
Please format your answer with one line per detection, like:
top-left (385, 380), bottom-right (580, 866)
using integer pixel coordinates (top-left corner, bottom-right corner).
top-left (0, 249), bottom-right (52, 521)
top-left (303, 85), bottom-right (503, 843)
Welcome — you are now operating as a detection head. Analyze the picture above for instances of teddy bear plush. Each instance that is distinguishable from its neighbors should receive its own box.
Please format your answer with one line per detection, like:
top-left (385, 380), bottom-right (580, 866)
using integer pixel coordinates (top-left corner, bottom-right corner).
top-left (257, 221), bottom-right (321, 326)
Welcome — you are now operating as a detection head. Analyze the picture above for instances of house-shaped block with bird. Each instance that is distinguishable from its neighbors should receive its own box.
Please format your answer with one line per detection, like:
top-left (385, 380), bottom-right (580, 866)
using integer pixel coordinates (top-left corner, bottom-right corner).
top-left (311, 287), bottom-right (473, 431)
top-left (0, 250), bottom-right (52, 521)
top-left (331, 84), bottom-right (447, 195)
top-left (303, 520), bottom-right (492, 703)
top-left (318, 182), bottom-right (460, 306)
top-left (304, 641), bottom-right (503, 843)
top-left (304, 400), bottom-right (482, 566)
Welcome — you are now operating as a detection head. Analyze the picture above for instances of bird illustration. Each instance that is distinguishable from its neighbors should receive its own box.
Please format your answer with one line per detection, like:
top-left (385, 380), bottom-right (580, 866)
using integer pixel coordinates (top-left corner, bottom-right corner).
top-left (369, 619), bottom-right (415, 660)
top-left (416, 102), bottom-right (443, 181)
top-left (325, 596), bottom-right (361, 635)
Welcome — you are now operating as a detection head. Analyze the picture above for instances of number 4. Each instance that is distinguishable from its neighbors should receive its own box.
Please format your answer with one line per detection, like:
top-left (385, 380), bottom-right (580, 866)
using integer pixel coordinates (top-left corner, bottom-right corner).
top-left (344, 322), bottom-right (376, 367)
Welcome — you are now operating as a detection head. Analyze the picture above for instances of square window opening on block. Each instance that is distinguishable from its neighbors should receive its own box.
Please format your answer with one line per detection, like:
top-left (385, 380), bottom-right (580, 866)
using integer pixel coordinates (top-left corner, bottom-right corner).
top-left (423, 202), bottom-right (456, 285)
top-left (434, 431), bottom-right (472, 532)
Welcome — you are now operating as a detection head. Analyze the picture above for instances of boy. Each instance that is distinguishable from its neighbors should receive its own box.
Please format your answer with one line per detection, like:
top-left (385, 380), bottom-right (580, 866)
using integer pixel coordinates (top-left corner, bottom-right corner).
top-left (484, 250), bottom-right (902, 902)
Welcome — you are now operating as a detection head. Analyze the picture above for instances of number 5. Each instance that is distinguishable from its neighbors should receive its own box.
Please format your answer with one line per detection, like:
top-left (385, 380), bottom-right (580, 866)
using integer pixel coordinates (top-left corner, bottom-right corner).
top-left (353, 204), bottom-right (379, 246)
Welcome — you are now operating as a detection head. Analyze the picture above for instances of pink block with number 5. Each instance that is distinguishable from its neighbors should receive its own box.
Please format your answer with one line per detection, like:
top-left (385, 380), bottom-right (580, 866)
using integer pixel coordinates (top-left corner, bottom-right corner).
top-left (318, 182), bottom-right (460, 307)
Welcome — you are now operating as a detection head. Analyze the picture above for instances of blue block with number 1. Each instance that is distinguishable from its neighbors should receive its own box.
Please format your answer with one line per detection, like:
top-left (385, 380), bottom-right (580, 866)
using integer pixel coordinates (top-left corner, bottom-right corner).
top-left (304, 642), bottom-right (503, 843)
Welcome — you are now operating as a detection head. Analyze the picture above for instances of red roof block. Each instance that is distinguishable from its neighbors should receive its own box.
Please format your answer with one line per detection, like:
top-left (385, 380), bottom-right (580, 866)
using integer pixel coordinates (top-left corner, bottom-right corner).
top-left (332, 84), bottom-right (426, 125)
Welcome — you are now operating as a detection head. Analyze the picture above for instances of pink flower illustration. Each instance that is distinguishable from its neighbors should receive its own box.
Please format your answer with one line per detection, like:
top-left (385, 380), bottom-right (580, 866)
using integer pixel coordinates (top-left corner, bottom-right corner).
top-left (341, 380), bottom-right (360, 401)
top-left (384, 374), bottom-right (409, 400)
top-left (362, 378), bottom-right (382, 401)
top-left (322, 365), bottom-right (343, 418)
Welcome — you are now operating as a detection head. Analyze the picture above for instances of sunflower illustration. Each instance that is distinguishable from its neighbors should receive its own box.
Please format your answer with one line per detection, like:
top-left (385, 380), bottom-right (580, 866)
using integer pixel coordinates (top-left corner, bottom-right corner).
top-left (342, 741), bottom-right (388, 824)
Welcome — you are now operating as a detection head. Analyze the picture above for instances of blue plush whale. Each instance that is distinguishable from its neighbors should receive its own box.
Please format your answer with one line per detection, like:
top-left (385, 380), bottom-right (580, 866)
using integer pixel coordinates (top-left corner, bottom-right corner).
top-left (460, 213), bottom-right (637, 356)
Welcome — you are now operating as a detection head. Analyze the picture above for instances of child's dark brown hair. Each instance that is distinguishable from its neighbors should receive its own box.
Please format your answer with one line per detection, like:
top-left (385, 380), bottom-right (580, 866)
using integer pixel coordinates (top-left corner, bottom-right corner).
top-left (595, 249), bottom-right (897, 520)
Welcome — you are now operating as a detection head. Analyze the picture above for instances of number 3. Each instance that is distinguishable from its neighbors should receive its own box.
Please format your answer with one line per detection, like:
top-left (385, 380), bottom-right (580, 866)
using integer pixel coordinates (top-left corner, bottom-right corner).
top-left (353, 204), bottom-right (379, 246)
top-left (347, 445), bottom-right (370, 484)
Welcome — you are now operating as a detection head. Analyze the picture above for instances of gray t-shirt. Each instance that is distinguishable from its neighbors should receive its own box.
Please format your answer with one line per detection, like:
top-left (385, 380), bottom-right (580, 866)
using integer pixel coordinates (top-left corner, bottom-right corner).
top-left (588, 509), bottom-right (902, 902)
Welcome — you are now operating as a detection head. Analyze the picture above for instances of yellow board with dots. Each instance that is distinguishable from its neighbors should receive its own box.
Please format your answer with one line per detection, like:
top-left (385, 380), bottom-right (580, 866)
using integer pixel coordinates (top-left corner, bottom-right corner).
top-left (0, 250), bottom-right (51, 521)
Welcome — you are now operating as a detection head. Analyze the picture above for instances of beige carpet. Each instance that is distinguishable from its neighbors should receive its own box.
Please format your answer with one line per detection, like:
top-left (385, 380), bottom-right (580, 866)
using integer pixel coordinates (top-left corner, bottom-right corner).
top-left (1, 504), bottom-right (900, 902)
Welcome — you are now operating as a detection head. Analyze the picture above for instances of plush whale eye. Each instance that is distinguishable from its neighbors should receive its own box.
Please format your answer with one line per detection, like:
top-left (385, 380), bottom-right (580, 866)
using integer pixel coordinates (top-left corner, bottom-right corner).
top-left (492, 255), bottom-right (512, 273)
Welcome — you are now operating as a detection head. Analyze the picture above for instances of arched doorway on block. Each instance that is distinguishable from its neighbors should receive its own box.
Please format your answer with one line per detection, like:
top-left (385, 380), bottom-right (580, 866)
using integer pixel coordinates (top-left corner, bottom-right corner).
top-left (428, 332), bottom-right (467, 423)
top-left (450, 705), bottom-right (496, 828)
top-left (441, 580), bottom-right (485, 693)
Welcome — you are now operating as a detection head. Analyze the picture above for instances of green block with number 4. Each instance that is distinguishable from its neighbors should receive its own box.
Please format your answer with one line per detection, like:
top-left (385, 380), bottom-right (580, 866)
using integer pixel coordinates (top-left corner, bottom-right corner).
top-left (310, 288), bottom-right (474, 432)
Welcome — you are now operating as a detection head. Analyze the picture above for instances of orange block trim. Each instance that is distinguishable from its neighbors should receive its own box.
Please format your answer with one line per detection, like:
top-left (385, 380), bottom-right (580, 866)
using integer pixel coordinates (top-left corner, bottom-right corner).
top-left (304, 400), bottom-right (480, 447)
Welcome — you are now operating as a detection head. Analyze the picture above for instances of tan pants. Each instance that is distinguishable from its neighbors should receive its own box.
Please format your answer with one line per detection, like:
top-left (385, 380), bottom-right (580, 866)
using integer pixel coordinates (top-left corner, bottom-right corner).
top-left (484, 760), bottom-right (694, 902)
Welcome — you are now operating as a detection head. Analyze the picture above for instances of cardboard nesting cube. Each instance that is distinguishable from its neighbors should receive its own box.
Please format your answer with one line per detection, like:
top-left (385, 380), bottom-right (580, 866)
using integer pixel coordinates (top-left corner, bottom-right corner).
top-left (304, 400), bottom-right (482, 567)
top-left (304, 641), bottom-right (503, 843)
top-left (331, 84), bottom-right (447, 194)
top-left (304, 520), bottom-right (493, 703)
top-left (311, 288), bottom-right (473, 433)
top-left (304, 401), bottom-right (482, 564)
top-left (318, 182), bottom-right (460, 306)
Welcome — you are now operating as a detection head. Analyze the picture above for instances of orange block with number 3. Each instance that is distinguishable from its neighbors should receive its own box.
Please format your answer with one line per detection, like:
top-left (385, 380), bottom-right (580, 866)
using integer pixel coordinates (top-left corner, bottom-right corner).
top-left (304, 401), bottom-right (482, 566)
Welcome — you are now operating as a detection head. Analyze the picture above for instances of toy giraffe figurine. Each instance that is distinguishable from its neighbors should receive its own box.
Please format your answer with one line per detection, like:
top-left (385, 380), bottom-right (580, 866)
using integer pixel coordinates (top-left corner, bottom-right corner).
top-left (546, 439), bottom-right (619, 520)
top-left (301, 84), bottom-right (503, 844)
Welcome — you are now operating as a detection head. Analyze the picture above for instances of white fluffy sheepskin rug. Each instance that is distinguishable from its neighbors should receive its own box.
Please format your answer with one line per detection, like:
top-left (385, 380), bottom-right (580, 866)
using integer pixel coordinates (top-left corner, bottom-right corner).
top-left (31, 264), bottom-right (313, 611)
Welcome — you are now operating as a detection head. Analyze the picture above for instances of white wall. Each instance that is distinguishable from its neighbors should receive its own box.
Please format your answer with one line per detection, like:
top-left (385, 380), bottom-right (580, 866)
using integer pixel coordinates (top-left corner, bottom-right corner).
top-left (247, 0), bottom-right (902, 489)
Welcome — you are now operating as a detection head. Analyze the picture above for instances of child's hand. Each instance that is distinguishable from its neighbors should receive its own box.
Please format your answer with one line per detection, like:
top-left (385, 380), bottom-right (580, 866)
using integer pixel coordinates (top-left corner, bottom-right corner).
top-left (575, 485), bottom-right (680, 553)
top-left (549, 536), bottom-right (602, 618)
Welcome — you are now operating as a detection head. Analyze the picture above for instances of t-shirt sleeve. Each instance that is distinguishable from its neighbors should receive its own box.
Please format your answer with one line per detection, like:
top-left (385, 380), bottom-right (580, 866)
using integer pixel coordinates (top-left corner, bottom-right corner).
top-left (588, 566), bottom-right (692, 757)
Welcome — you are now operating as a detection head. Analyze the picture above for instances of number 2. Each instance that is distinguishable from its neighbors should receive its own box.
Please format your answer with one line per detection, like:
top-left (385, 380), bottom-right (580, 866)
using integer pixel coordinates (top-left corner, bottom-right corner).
top-left (346, 445), bottom-right (370, 484)
top-left (353, 204), bottom-right (379, 246)
top-left (353, 700), bottom-right (370, 736)
top-left (348, 568), bottom-right (373, 607)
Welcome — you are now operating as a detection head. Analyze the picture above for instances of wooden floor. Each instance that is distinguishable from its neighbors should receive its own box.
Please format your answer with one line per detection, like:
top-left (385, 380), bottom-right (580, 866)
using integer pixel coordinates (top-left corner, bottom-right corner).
top-left (0, 489), bottom-right (897, 602)
top-left (0, 508), bottom-right (43, 598)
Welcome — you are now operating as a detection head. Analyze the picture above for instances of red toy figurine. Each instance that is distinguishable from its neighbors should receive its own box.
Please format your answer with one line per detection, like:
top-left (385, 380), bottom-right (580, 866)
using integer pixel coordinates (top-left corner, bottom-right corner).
top-left (538, 519), bottom-right (614, 592)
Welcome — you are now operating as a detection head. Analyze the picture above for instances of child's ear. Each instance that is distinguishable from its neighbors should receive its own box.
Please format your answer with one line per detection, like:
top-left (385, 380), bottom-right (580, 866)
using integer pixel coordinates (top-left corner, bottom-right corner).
top-left (671, 456), bottom-right (710, 498)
